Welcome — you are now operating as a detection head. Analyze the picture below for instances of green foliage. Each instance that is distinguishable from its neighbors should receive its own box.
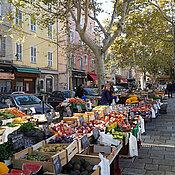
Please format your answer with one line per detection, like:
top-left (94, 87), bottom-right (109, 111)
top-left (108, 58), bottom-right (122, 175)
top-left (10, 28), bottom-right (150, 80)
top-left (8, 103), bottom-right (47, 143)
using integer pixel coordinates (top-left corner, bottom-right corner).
top-left (19, 122), bottom-right (38, 131)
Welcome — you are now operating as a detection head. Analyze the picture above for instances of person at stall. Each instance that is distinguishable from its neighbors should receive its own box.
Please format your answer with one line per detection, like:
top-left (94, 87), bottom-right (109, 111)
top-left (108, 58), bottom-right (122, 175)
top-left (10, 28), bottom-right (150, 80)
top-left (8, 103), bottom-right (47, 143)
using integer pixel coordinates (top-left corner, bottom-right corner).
top-left (75, 84), bottom-right (88, 98)
top-left (167, 82), bottom-right (173, 98)
top-left (101, 83), bottom-right (116, 105)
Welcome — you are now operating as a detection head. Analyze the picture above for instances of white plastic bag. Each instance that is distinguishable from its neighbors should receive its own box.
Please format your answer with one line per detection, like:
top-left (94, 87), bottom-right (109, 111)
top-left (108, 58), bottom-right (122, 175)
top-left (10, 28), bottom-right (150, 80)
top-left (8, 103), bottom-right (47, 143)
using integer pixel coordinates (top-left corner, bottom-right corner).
top-left (140, 116), bottom-right (145, 134)
top-left (129, 133), bottom-right (138, 157)
top-left (93, 153), bottom-right (110, 175)
top-left (151, 107), bottom-right (156, 118)
top-left (111, 99), bottom-right (116, 106)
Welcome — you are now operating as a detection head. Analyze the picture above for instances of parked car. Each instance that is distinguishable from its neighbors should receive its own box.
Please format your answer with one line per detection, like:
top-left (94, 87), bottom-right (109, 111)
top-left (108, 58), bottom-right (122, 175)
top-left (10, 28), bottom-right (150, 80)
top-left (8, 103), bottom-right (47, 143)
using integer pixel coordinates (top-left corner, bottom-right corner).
top-left (0, 92), bottom-right (53, 114)
top-left (61, 90), bottom-right (75, 98)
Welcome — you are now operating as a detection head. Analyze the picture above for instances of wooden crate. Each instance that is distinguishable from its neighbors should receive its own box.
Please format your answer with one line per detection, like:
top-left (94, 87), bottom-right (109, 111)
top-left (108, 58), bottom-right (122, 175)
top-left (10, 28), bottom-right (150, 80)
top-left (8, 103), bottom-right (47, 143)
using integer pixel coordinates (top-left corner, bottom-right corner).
top-left (12, 148), bottom-right (56, 173)
top-left (32, 140), bottom-right (78, 165)
top-left (78, 144), bottom-right (116, 162)
top-left (73, 113), bottom-right (89, 125)
top-left (63, 117), bottom-right (78, 126)
top-left (85, 112), bottom-right (95, 121)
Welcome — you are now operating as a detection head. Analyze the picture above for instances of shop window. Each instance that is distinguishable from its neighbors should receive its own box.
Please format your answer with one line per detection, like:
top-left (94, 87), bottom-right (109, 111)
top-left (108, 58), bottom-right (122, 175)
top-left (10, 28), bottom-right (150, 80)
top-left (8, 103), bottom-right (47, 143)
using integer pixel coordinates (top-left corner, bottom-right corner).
top-left (0, 36), bottom-right (6, 57)
top-left (46, 78), bottom-right (53, 92)
top-left (71, 54), bottom-right (75, 70)
top-left (15, 42), bottom-right (23, 61)
top-left (48, 51), bottom-right (53, 66)
top-left (81, 57), bottom-right (83, 71)
top-left (30, 16), bottom-right (37, 32)
top-left (30, 46), bottom-right (37, 63)
top-left (15, 8), bottom-right (23, 27)
top-left (91, 59), bottom-right (94, 71)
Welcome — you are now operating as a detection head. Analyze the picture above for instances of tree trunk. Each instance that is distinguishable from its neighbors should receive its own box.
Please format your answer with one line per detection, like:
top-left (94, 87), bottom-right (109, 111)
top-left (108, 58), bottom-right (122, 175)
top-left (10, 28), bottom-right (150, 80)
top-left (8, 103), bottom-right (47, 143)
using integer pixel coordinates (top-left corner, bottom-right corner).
top-left (95, 52), bottom-right (105, 94)
top-left (173, 26), bottom-right (175, 74)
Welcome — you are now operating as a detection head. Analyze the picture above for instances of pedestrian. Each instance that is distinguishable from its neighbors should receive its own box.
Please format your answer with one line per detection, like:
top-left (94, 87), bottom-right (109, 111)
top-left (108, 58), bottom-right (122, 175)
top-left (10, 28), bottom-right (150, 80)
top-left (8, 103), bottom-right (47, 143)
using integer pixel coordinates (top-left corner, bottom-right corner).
top-left (101, 83), bottom-right (116, 105)
top-left (110, 82), bottom-right (114, 95)
top-left (167, 82), bottom-right (173, 98)
top-left (75, 84), bottom-right (88, 98)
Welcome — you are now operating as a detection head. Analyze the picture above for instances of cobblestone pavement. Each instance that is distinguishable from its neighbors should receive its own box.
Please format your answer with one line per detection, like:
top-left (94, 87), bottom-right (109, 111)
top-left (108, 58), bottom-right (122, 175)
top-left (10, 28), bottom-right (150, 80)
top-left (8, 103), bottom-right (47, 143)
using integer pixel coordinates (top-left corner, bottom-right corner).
top-left (120, 97), bottom-right (175, 175)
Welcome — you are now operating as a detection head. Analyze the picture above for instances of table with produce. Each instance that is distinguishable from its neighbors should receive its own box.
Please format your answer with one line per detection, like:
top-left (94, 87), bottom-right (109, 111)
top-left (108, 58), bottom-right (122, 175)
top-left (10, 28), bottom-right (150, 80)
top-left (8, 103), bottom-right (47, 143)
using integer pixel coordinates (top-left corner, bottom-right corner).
top-left (0, 90), bottom-right (167, 175)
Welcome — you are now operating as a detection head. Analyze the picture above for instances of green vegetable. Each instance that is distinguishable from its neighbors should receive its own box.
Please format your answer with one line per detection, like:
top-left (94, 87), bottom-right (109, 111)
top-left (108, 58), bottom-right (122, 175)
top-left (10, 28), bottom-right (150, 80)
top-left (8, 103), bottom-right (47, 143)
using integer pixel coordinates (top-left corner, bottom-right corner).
top-left (0, 111), bottom-right (17, 120)
top-left (23, 154), bottom-right (49, 162)
top-left (19, 122), bottom-right (38, 131)
top-left (6, 123), bottom-right (19, 127)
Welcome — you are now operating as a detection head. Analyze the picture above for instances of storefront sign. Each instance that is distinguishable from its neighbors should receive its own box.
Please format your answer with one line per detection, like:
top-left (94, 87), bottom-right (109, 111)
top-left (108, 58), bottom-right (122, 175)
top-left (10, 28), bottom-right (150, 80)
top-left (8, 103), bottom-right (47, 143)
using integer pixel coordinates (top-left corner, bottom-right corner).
top-left (0, 73), bottom-right (14, 80)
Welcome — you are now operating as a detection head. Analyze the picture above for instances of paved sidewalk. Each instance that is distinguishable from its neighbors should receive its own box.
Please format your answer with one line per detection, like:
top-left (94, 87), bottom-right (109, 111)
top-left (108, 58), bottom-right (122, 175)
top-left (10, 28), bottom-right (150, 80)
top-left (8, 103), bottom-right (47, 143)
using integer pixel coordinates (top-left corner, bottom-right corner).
top-left (120, 98), bottom-right (175, 175)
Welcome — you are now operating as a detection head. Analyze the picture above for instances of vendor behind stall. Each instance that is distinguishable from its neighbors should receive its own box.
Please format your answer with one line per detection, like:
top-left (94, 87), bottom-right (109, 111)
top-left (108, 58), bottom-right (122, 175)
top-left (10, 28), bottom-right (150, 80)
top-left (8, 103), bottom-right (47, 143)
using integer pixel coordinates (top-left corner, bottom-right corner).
top-left (101, 83), bottom-right (116, 105)
top-left (75, 84), bottom-right (88, 98)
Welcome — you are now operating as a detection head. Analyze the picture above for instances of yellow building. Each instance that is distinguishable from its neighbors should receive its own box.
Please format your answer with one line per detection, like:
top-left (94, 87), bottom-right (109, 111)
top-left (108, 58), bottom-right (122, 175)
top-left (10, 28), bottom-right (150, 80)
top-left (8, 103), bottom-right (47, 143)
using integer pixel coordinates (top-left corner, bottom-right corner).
top-left (12, 7), bottom-right (68, 93)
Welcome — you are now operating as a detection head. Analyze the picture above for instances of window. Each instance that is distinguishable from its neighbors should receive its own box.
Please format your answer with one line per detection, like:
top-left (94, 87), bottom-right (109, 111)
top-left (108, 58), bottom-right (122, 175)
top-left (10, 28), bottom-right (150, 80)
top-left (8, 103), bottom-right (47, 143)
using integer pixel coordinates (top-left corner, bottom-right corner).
top-left (0, 36), bottom-right (6, 57)
top-left (15, 8), bottom-right (23, 27)
top-left (30, 16), bottom-right (37, 32)
top-left (90, 24), bottom-right (94, 34)
top-left (39, 80), bottom-right (44, 90)
top-left (30, 46), bottom-right (37, 63)
top-left (48, 24), bottom-right (53, 38)
top-left (71, 54), bottom-right (74, 69)
top-left (80, 39), bottom-right (83, 46)
top-left (48, 51), bottom-right (53, 66)
top-left (15, 42), bottom-right (22, 61)
top-left (70, 30), bottom-right (74, 43)
top-left (84, 55), bottom-right (87, 65)
top-left (92, 59), bottom-right (94, 69)
top-left (81, 57), bottom-right (83, 70)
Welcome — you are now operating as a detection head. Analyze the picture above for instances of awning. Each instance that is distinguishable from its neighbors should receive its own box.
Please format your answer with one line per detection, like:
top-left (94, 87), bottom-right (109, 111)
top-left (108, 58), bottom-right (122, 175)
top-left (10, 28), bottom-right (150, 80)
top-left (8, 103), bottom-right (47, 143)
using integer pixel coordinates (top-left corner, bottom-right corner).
top-left (13, 66), bottom-right (41, 74)
top-left (116, 75), bottom-right (127, 82)
top-left (88, 74), bottom-right (97, 81)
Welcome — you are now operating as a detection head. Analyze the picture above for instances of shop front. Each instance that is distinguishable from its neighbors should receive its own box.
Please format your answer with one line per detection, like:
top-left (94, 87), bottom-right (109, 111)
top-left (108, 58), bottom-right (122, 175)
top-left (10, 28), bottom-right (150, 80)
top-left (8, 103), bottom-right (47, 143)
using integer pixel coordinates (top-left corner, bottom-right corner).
top-left (87, 73), bottom-right (97, 88)
top-left (72, 71), bottom-right (86, 89)
top-left (0, 63), bottom-right (14, 93)
top-left (12, 66), bottom-right (40, 93)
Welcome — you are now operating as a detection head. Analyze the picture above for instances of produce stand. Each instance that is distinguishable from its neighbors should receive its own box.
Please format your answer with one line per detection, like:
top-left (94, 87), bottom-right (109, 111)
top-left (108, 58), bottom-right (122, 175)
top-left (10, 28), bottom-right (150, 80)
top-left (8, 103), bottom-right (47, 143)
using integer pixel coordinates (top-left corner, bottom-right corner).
top-left (0, 88), bottom-right (168, 175)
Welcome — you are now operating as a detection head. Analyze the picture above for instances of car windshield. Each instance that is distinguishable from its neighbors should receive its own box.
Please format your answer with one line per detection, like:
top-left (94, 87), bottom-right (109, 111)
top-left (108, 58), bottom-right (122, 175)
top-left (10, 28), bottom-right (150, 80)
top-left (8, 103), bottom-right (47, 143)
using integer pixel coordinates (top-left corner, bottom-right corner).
top-left (15, 95), bottom-right (41, 105)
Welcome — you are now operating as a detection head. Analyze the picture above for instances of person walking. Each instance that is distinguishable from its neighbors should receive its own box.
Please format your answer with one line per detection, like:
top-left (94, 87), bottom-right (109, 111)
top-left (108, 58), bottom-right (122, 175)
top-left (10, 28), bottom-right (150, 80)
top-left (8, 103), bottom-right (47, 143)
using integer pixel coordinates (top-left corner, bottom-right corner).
top-left (101, 83), bottom-right (116, 105)
top-left (167, 82), bottom-right (173, 98)
top-left (75, 84), bottom-right (88, 98)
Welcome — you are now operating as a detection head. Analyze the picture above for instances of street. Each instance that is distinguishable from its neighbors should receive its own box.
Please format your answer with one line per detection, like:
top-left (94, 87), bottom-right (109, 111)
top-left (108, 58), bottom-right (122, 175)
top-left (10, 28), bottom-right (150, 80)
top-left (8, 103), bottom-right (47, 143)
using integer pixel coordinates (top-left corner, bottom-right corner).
top-left (120, 97), bottom-right (175, 175)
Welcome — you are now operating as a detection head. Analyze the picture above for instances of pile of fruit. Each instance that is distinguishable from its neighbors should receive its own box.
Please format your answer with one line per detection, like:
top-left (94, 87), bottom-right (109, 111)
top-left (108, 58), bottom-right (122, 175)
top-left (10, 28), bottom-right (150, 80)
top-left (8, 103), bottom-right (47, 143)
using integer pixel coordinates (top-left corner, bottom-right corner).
top-left (75, 123), bottom-right (95, 134)
top-left (3, 108), bottom-right (26, 117)
top-left (0, 111), bottom-right (18, 120)
top-left (93, 106), bottom-right (108, 110)
top-left (112, 131), bottom-right (128, 139)
top-left (38, 144), bottom-right (67, 153)
top-left (23, 154), bottom-right (49, 162)
top-left (61, 158), bottom-right (94, 175)
top-left (50, 123), bottom-right (75, 136)
top-left (87, 120), bottom-right (105, 130)
top-left (125, 96), bottom-right (138, 104)
top-left (48, 135), bottom-right (76, 144)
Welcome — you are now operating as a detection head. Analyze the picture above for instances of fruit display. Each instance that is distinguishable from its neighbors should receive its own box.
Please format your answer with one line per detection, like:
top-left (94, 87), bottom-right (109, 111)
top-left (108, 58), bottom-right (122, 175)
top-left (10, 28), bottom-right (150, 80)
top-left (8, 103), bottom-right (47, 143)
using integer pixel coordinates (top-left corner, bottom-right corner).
top-left (0, 111), bottom-right (18, 120)
top-left (71, 133), bottom-right (85, 140)
top-left (22, 163), bottom-right (43, 174)
top-left (75, 123), bottom-right (95, 134)
top-left (19, 122), bottom-right (38, 132)
top-left (13, 118), bottom-right (24, 123)
top-left (87, 120), bottom-right (105, 130)
top-left (48, 135), bottom-right (77, 144)
top-left (2, 108), bottom-right (26, 118)
top-left (50, 123), bottom-right (75, 136)
top-left (125, 96), bottom-right (138, 104)
top-left (61, 158), bottom-right (94, 175)
top-left (37, 144), bottom-right (67, 153)
top-left (93, 105), bottom-right (109, 110)
top-left (22, 154), bottom-right (49, 162)
top-left (11, 169), bottom-right (32, 175)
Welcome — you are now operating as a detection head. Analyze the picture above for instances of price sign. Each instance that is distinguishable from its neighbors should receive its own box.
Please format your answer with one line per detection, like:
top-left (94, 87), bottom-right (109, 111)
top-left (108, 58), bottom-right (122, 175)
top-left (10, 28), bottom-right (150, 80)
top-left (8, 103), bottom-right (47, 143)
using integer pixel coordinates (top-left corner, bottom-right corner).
top-left (43, 124), bottom-right (51, 136)
top-left (45, 112), bottom-right (53, 123)
top-left (53, 155), bottom-right (62, 175)
top-left (130, 112), bottom-right (135, 119)
top-left (94, 112), bottom-right (99, 120)
top-left (103, 109), bottom-right (107, 116)
top-left (12, 133), bottom-right (24, 150)
top-left (79, 115), bottom-right (84, 125)
top-left (81, 135), bottom-right (90, 150)
top-left (24, 137), bottom-right (35, 149)
top-left (93, 127), bottom-right (100, 140)
top-left (120, 122), bottom-right (123, 130)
